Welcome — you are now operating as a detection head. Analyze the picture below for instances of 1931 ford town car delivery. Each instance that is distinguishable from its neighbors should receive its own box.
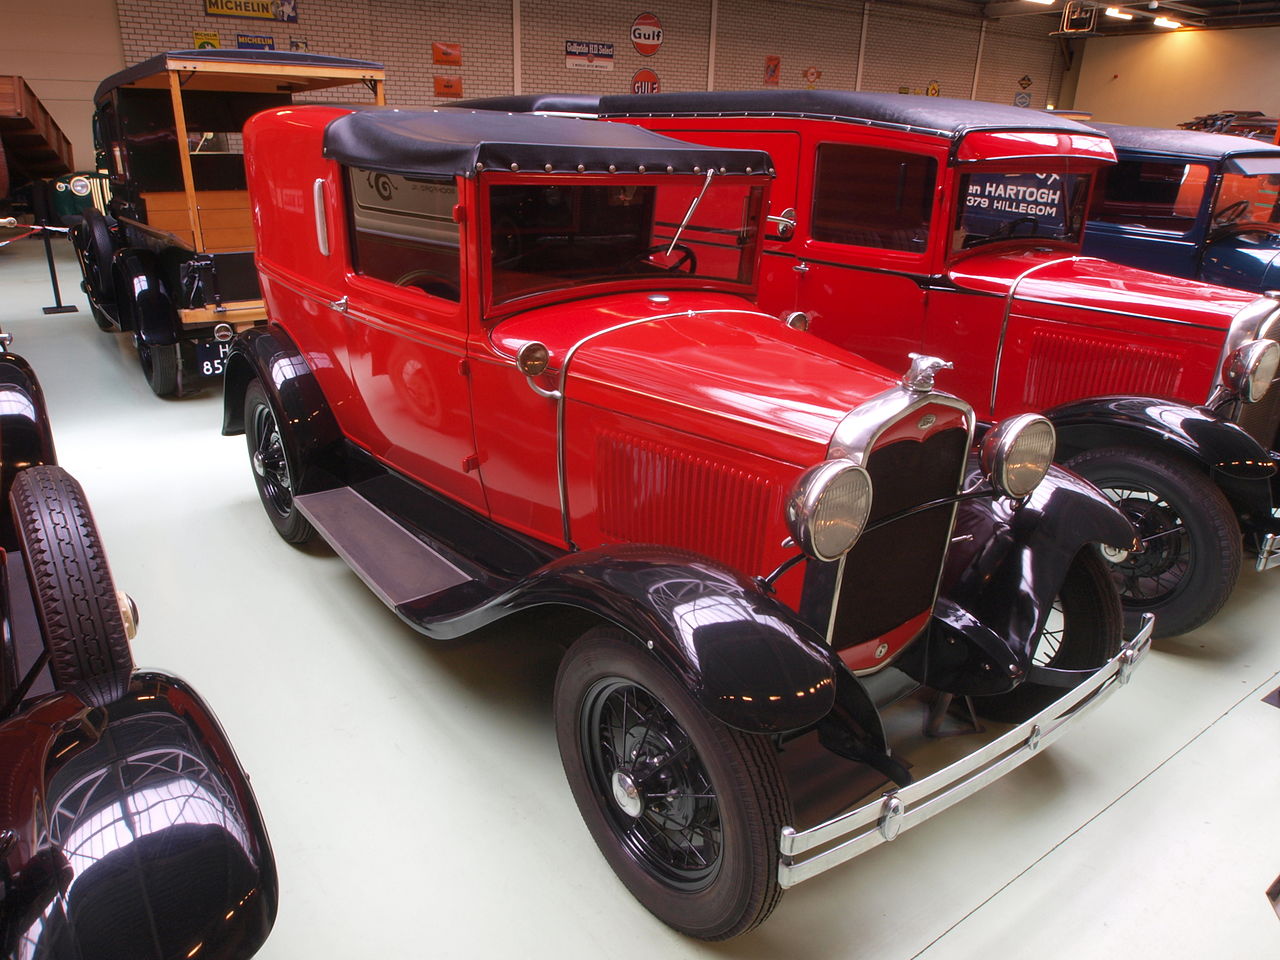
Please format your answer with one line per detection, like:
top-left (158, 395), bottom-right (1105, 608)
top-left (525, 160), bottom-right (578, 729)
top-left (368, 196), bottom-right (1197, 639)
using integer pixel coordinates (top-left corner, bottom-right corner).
top-left (476, 91), bottom-right (1280, 639)
top-left (71, 50), bottom-right (386, 397)
top-left (224, 104), bottom-right (1149, 939)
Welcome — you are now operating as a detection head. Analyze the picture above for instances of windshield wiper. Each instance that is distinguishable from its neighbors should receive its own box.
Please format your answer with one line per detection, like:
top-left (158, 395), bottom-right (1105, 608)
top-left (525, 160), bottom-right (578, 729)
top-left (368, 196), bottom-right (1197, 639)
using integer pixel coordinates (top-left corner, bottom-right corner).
top-left (666, 168), bottom-right (715, 255)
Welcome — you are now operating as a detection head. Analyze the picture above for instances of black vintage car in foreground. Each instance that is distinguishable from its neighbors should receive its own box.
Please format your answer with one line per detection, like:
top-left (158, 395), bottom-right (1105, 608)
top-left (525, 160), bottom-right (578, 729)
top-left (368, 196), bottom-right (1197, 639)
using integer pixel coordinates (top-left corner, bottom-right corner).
top-left (0, 337), bottom-right (276, 958)
top-left (225, 104), bottom-right (1152, 938)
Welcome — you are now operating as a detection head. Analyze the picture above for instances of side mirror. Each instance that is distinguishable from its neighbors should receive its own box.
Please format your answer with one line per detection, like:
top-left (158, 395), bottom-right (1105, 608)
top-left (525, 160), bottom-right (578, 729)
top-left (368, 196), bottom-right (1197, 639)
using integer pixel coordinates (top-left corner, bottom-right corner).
top-left (766, 207), bottom-right (797, 240)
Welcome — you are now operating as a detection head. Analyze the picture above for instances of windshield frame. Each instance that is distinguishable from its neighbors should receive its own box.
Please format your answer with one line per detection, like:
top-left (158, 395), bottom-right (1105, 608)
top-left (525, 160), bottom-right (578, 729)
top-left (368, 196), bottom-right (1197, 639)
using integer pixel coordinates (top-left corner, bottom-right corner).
top-left (477, 171), bottom-right (770, 320)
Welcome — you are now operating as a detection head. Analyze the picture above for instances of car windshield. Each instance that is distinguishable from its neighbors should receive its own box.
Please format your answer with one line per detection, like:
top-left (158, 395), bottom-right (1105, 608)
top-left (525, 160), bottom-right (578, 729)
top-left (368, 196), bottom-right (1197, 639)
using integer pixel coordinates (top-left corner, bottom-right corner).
top-left (485, 177), bottom-right (765, 308)
top-left (1213, 170), bottom-right (1280, 228)
top-left (953, 171), bottom-right (1092, 250)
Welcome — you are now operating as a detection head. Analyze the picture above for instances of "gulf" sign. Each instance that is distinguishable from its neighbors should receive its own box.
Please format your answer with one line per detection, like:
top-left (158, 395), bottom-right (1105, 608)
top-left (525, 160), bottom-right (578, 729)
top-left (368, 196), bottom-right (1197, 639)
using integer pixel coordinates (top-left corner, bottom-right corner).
top-left (631, 13), bottom-right (663, 56)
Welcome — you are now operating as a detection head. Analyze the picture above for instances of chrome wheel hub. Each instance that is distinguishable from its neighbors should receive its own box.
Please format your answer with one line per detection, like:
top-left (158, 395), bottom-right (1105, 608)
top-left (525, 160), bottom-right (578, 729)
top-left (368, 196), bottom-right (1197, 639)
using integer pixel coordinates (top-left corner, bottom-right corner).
top-left (252, 451), bottom-right (266, 477)
top-left (611, 769), bottom-right (643, 818)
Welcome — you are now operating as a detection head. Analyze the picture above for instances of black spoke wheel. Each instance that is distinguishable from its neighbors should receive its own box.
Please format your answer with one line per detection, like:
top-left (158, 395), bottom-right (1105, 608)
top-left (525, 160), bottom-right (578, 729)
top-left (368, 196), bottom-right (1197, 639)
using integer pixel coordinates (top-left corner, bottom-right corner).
top-left (1068, 447), bottom-right (1240, 638)
top-left (9, 466), bottom-right (133, 708)
top-left (555, 627), bottom-right (790, 940)
top-left (136, 339), bottom-right (180, 397)
top-left (974, 548), bottom-right (1123, 723)
top-left (244, 378), bottom-right (314, 544)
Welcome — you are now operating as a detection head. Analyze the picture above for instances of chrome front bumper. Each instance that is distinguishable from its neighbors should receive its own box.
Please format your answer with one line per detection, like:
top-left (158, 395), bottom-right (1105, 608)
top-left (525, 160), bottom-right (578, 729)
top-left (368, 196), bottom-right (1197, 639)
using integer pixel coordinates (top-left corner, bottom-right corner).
top-left (777, 612), bottom-right (1155, 888)
top-left (1257, 532), bottom-right (1280, 572)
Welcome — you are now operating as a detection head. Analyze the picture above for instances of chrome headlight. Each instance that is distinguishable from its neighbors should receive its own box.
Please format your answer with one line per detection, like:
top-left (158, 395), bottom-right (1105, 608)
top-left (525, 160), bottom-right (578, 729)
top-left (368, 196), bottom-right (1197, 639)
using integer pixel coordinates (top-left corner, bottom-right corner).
top-left (786, 458), bottom-right (873, 562)
top-left (981, 414), bottom-right (1056, 499)
top-left (1224, 338), bottom-right (1280, 403)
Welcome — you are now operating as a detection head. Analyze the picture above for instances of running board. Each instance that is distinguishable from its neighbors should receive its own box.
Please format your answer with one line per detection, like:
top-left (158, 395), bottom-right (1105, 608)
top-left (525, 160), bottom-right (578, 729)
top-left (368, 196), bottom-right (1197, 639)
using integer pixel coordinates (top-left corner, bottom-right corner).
top-left (295, 487), bottom-right (473, 608)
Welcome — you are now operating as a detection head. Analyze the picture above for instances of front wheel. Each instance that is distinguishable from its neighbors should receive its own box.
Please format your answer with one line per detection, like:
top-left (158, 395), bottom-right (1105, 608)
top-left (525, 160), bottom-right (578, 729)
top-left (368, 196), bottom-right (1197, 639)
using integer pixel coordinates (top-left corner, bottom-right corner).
top-left (244, 378), bottom-right (315, 544)
top-left (554, 627), bottom-right (791, 940)
top-left (136, 339), bottom-right (180, 397)
top-left (9, 466), bottom-right (133, 708)
top-left (974, 548), bottom-right (1123, 723)
top-left (1067, 447), bottom-right (1241, 638)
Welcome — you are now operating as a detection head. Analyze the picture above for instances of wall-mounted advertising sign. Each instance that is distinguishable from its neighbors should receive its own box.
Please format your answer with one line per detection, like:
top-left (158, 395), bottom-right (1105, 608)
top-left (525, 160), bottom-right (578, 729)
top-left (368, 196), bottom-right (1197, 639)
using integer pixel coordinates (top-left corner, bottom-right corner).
top-left (631, 13), bottom-right (663, 56)
top-left (205, 0), bottom-right (298, 23)
top-left (764, 56), bottom-right (780, 85)
top-left (565, 40), bottom-right (614, 70)
top-left (237, 34), bottom-right (276, 49)
top-left (193, 30), bottom-right (220, 48)
top-left (434, 75), bottom-right (463, 98)
top-left (434, 42), bottom-right (462, 65)
top-left (632, 68), bottom-right (660, 94)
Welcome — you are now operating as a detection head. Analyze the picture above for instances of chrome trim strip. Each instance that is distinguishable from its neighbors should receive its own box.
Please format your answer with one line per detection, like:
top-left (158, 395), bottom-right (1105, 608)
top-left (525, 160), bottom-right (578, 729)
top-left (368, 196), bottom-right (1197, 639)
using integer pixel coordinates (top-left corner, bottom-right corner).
top-left (1010, 295), bottom-right (1236, 333)
top-left (545, 308), bottom-right (778, 548)
top-left (989, 255), bottom-right (1088, 416)
top-left (776, 612), bottom-right (1155, 888)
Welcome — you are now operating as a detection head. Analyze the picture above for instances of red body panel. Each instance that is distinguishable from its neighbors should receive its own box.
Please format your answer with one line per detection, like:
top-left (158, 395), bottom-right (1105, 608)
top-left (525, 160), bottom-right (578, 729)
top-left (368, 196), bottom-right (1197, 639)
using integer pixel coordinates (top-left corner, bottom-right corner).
top-left (614, 113), bottom-right (1262, 419)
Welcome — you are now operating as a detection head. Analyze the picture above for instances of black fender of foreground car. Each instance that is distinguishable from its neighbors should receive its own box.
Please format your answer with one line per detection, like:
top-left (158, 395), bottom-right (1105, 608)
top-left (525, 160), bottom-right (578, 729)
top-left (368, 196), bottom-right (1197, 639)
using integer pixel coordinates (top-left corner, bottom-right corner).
top-left (0, 353), bottom-right (56, 516)
top-left (221, 325), bottom-right (348, 495)
top-left (397, 543), bottom-right (842, 736)
top-left (110, 247), bottom-right (176, 342)
top-left (0, 670), bottom-right (277, 960)
top-left (1044, 395), bottom-right (1277, 526)
top-left (898, 461), bottom-right (1138, 697)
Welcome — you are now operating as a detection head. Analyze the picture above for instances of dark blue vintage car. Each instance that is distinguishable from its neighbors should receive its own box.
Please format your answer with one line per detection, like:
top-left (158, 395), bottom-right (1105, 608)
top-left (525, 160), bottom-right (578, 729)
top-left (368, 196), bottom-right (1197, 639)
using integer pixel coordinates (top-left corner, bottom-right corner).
top-left (1083, 122), bottom-right (1280, 291)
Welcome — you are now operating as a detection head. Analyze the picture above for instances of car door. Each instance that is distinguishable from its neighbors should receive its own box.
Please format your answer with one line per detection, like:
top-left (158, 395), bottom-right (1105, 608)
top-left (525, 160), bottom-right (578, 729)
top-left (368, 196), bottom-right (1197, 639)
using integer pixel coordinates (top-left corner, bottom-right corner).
top-left (342, 167), bottom-right (486, 512)
top-left (793, 138), bottom-right (934, 374)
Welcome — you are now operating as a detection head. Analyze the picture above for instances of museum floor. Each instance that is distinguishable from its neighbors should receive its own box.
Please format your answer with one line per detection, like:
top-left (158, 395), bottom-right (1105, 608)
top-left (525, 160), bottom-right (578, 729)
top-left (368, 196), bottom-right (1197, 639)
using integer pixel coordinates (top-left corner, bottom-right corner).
top-left (2, 235), bottom-right (1278, 959)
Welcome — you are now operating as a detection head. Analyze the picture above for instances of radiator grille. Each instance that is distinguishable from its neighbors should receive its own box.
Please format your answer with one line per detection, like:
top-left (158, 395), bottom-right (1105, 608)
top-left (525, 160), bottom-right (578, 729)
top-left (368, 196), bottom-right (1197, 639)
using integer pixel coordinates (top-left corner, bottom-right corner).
top-left (1232, 376), bottom-right (1280, 452)
top-left (829, 426), bottom-right (969, 649)
top-left (596, 433), bottom-right (782, 573)
top-left (1023, 329), bottom-right (1183, 409)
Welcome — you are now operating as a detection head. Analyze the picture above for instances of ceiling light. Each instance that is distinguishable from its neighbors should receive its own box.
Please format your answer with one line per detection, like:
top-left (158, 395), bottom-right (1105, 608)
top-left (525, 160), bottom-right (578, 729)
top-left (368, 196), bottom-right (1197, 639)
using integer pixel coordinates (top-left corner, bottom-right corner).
top-left (1105, 6), bottom-right (1134, 18)
top-left (1153, 15), bottom-right (1180, 27)
top-left (1026, 0), bottom-right (1055, 5)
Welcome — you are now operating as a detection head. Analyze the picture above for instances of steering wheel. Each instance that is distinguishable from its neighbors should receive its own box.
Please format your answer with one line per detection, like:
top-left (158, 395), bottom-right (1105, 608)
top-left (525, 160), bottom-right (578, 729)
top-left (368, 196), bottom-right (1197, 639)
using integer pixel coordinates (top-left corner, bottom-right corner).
top-left (988, 215), bottom-right (1040, 241)
top-left (1214, 199), bottom-right (1251, 226)
top-left (394, 268), bottom-right (460, 300)
top-left (629, 242), bottom-right (698, 274)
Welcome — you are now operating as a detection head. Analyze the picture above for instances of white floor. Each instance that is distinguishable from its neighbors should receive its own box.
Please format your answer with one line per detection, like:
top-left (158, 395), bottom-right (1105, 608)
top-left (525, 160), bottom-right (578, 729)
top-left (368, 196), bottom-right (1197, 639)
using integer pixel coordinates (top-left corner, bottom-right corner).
top-left (3, 234), bottom-right (1279, 959)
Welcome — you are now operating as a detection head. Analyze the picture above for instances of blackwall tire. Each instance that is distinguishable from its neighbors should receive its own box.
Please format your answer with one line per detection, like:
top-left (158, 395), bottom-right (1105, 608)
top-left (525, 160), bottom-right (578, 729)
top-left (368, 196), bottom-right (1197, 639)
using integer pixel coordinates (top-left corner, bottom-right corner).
top-left (974, 548), bottom-right (1123, 723)
top-left (137, 339), bottom-right (180, 398)
top-left (9, 466), bottom-right (133, 708)
top-left (72, 209), bottom-right (117, 315)
top-left (1067, 447), bottom-right (1241, 638)
top-left (244, 378), bottom-right (315, 544)
top-left (554, 627), bottom-right (791, 940)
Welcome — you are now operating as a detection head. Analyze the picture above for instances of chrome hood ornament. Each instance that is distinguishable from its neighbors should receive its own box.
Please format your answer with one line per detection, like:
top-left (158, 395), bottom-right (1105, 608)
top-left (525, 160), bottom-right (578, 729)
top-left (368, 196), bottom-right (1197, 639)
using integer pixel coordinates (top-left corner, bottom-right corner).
top-left (902, 353), bottom-right (953, 393)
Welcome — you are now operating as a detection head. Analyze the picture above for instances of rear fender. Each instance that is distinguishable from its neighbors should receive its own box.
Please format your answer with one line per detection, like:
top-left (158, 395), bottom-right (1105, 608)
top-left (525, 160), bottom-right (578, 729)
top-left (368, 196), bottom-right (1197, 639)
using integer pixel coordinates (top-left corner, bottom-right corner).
top-left (221, 326), bottom-right (346, 495)
top-left (110, 247), bottom-right (176, 342)
top-left (899, 461), bottom-right (1137, 697)
top-left (0, 355), bottom-right (56, 546)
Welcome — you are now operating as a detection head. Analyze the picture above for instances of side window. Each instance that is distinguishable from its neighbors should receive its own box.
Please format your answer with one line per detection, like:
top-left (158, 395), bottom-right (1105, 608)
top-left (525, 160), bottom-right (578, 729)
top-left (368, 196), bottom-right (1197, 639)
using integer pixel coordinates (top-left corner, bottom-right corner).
top-left (812, 144), bottom-right (937, 252)
top-left (1090, 160), bottom-right (1209, 231)
top-left (347, 167), bottom-right (461, 301)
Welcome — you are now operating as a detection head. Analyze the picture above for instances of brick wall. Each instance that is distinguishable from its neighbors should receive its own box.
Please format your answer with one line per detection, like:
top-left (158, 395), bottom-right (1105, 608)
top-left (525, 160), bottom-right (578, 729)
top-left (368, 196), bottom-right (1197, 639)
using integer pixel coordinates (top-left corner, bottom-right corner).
top-left (112, 0), bottom-right (1065, 107)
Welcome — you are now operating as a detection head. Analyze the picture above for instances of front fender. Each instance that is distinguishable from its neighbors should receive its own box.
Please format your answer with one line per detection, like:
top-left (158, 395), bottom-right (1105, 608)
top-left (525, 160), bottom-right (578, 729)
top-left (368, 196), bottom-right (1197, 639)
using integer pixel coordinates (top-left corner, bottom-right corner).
top-left (899, 461), bottom-right (1136, 697)
top-left (221, 325), bottom-right (346, 495)
top-left (400, 544), bottom-right (841, 735)
top-left (1047, 394), bottom-right (1278, 529)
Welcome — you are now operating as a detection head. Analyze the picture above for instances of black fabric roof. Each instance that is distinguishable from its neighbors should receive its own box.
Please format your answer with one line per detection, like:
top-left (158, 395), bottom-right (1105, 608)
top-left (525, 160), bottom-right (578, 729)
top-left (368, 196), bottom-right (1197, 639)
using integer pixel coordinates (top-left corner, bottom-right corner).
top-left (1090, 121), bottom-right (1280, 163)
top-left (323, 108), bottom-right (775, 177)
top-left (588, 90), bottom-right (1100, 140)
top-left (95, 50), bottom-right (384, 103)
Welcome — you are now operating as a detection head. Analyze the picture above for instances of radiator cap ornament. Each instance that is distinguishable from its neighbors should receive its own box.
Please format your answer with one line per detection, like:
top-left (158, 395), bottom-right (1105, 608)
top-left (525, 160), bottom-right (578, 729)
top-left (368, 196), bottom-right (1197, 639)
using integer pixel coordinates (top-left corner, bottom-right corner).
top-left (902, 353), bottom-right (953, 393)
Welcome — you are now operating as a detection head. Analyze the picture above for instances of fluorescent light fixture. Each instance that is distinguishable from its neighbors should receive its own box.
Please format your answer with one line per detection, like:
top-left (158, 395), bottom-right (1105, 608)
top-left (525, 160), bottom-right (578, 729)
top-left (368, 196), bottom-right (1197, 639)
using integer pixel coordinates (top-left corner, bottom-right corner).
top-left (1105, 6), bottom-right (1134, 18)
top-left (1153, 15), bottom-right (1180, 27)
top-left (1026, 0), bottom-right (1055, 5)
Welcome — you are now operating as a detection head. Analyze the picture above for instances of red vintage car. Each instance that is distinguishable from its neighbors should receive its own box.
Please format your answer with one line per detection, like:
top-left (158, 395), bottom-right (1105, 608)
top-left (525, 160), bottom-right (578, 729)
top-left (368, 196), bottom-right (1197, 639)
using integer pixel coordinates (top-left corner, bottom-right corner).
top-left (224, 104), bottom-right (1149, 938)
top-left (472, 91), bottom-right (1280, 638)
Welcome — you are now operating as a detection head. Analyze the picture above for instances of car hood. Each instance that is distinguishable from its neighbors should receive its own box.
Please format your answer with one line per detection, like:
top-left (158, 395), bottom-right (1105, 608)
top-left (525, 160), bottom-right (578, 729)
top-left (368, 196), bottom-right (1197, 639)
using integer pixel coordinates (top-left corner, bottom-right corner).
top-left (489, 291), bottom-right (906, 463)
top-left (949, 247), bottom-right (1259, 333)
top-left (1203, 227), bottom-right (1280, 293)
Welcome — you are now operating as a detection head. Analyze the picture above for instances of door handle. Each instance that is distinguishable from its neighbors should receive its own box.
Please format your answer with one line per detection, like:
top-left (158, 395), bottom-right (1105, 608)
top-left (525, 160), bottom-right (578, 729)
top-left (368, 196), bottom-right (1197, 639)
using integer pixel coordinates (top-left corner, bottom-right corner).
top-left (793, 262), bottom-right (809, 274)
top-left (329, 296), bottom-right (349, 313)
